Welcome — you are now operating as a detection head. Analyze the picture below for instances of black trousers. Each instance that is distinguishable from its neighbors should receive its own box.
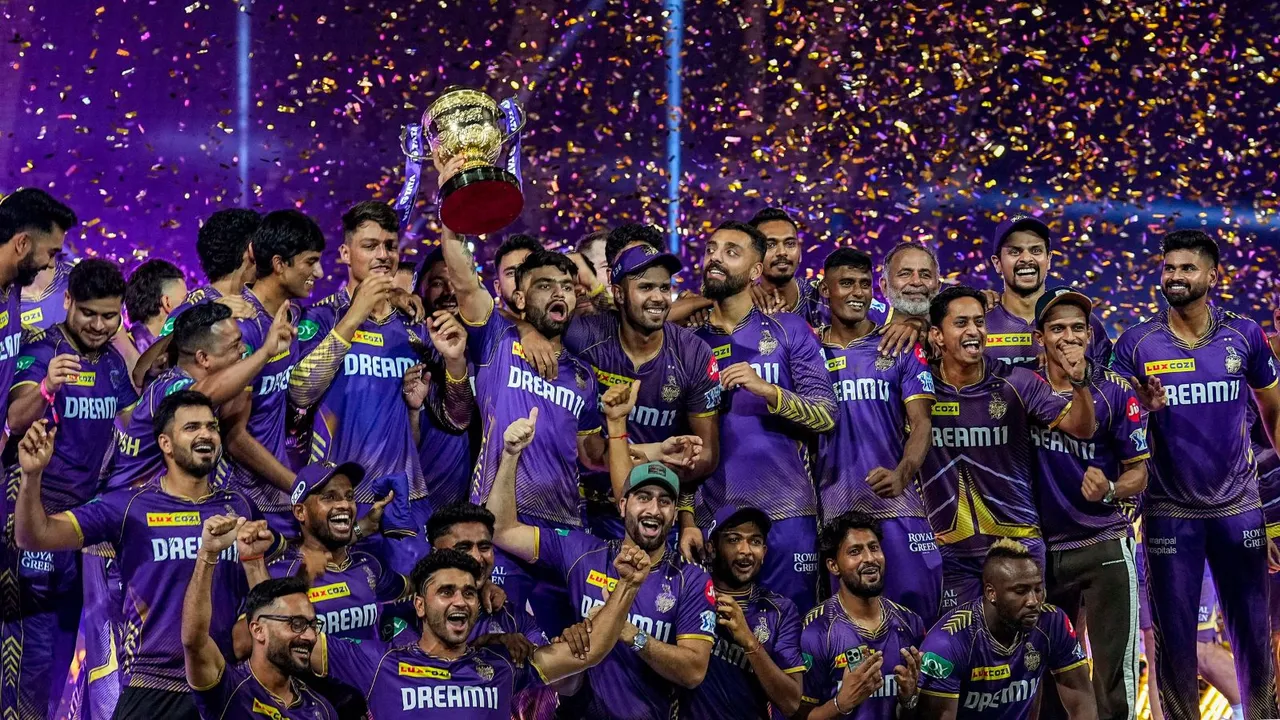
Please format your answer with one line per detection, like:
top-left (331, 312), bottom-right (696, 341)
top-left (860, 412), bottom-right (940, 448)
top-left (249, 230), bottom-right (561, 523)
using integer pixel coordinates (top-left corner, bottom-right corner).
top-left (111, 686), bottom-right (199, 720)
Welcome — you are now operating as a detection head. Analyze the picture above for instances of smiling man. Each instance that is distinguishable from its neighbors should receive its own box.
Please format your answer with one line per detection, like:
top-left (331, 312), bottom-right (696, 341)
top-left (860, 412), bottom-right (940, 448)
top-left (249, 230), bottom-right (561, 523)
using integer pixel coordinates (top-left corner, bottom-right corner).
top-left (918, 540), bottom-right (1096, 720)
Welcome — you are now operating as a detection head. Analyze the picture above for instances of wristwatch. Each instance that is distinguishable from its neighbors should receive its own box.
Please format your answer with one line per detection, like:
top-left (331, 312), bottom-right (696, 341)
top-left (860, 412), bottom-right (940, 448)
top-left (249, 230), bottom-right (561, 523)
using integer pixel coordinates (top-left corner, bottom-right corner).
top-left (631, 629), bottom-right (649, 653)
top-left (900, 693), bottom-right (920, 710)
top-left (1102, 480), bottom-right (1117, 505)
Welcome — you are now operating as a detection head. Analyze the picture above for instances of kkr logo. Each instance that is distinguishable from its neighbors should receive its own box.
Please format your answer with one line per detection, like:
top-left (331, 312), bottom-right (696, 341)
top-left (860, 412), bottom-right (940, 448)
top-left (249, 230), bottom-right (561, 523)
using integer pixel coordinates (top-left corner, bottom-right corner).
top-left (1143, 358), bottom-right (1196, 375)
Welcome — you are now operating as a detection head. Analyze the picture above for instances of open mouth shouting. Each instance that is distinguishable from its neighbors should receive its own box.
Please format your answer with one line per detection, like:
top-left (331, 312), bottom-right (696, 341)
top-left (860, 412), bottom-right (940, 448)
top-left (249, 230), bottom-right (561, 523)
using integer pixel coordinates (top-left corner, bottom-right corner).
top-left (445, 608), bottom-right (471, 635)
top-left (636, 515), bottom-right (663, 543)
top-left (328, 510), bottom-right (353, 536)
top-left (191, 438), bottom-right (217, 460)
top-left (546, 300), bottom-right (569, 323)
top-left (1013, 265), bottom-right (1040, 283)
top-left (960, 335), bottom-right (983, 359)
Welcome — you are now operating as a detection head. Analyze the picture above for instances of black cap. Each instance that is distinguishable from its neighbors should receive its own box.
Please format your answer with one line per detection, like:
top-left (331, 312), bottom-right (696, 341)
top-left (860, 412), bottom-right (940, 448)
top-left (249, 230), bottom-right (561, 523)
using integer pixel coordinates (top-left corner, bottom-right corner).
top-left (991, 215), bottom-right (1051, 255)
top-left (1034, 286), bottom-right (1093, 329)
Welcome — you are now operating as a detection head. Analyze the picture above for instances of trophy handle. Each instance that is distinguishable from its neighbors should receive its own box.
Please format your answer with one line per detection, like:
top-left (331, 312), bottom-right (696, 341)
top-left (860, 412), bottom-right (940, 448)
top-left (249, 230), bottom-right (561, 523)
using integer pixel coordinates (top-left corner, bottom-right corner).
top-left (499, 98), bottom-right (527, 144)
top-left (400, 125), bottom-right (431, 162)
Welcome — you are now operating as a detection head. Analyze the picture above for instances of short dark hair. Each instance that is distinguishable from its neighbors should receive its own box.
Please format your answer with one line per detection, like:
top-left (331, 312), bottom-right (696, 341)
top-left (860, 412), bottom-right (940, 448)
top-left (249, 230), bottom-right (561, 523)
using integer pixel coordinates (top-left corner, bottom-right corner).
top-left (410, 548), bottom-right (483, 597)
top-left (197, 209), bottom-right (261, 282)
top-left (929, 285), bottom-right (987, 327)
top-left (514, 250), bottom-right (578, 289)
top-left (342, 201), bottom-right (399, 238)
top-left (244, 576), bottom-right (312, 622)
top-left (426, 502), bottom-right (495, 545)
top-left (749, 207), bottom-right (798, 233)
top-left (823, 248), bottom-right (873, 275)
top-left (605, 224), bottom-right (665, 265)
top-left (153, 389), bottom-right (215, 441)
top-left (1161, 229), bottom-right (1220, 268)
top-left (819, 512), bottom-right (883, 564)
top-left (125, 259), bottom-right (185, 323)
top-left (576, 230), bottom-right (608, 254)
top-left (251, 210), bottom-right (326, 279)
top-left (172, 301), bottom-right (233, 356)
top-left (67, 258), bottom-right (126, 304)
top-left (714, 220), bottom-right (768, 261)
top-left (494, 234), bottom-right (544, 271)
top-left (0, 189), bottom-right (77, 246)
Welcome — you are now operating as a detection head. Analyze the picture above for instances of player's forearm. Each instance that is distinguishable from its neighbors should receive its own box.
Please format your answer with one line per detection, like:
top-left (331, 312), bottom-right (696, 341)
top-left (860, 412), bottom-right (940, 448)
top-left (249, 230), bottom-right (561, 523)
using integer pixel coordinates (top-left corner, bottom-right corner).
top-left (409, 408), bottom-right (423, 446)
top-left (744, 648), bottom-right (803, 717)
top-left (538, 582), bottom-right (641, 682)
top-left (130, 336), bottom-right (171, 389)
top-left (897, 412), bottom-right (932, 480)
top-left (6, 386), bottom-right (50, 437)
top-left (1115, 461), bottom-right (1147, 500)
top-left (1057, 384), bottom-right (1096, 439)
top-left (635, 638), bottom-right (709, 689)
top-left (608, 428), bottom-right (631, 502)
top-left (241, 557), bottom-right (270, 589)
top-left (767, 386), bottom-right (836, 432)
top-left (226, 428), bottom-right (295, 493)
top-left (668, 295), bottom-right (713, 325)
top-left (14, 472), bottom-right (78, 551)
top-left (579, 433), bottom-right (608, 472)
top-left (437, 361), bottom-right (473, 431)
top-left (192, 351), bottom-right (271, 407)
top-left (181, 551), bottom-right (218, 650)
top-left (1057, 672), bottom-right (1100, 720)
top-left (486, 448), bottom-right (536, 562)
top-left (440, 227), bottom-right (493, 324)
top-left (288, 332), bottom-right (351, 408)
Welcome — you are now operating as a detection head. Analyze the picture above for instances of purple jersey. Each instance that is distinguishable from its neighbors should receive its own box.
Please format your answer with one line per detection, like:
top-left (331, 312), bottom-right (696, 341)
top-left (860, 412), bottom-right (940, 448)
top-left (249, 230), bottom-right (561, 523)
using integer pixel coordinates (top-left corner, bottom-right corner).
top-left (1112, 307), bottom-right (1280, 517)
top-left (984, 302), bottom-right (1113, 370)
top-left (921, 361), bottom-right (1069, 557)
top-left (159, 284), bottom-right (223, 338)
top-left (418, 408), bottom-right (476, 509)
top-left (694, 309), bottom-right (835, 523)
top-left (536, 527), bottom-right (717, 719)
top-left (681, 585), bottom-right (804, 720)
top-left (320, 637), bottom-right (541, 718)
top-left (65, 480), bottom-right (261, 692)
top-left (222, 289), bottom-right (299, 514)
top-left (9, 325), bottom-right (138, 512)
top-left (0, 286), bottom-right (24, 412)
top-left (818, 328), bottom-right (935, 520)
top-left (919, 600), bottom-right (1088, 720)
top-left (789, 278), bottom-right (830, 328)
top-left (18, 260), bottom-right (71, 330)
top-left (564, 313), bottom-right (721, 512)
top-left (1032, 370), bottom-right (1149, 550)
top-left (466, 309), bottom-right (602, 528)
top-left (102, 366), bottom-right (198, 491)
top-left (264, 546), bottom-right (407, 642)
top-left (192, 660), bottom-right (337, 720)
top-left (128, 323), bottom-right (160, 355)
top-left (297, 289), bottom-right (427, 503)
top-left (800, 596), bottom-right (926, 719)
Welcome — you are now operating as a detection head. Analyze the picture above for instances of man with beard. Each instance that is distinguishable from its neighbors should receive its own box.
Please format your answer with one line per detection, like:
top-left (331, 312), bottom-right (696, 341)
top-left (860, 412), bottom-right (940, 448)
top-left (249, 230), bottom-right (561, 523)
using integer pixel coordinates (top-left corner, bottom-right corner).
top-left (816, 249), bottom-right (941, 623)
top-left (219, 209), bottom-right (321, 534)
top-left (879, 242), bottom-right (942, 330)
top-left (798, 513), bottom-right (924, 720)
top-left (1112, 229), bottom-right (1280, 718)
top-left (438, 169), bottom-right (607, 635)
top-left (123, 259), bottom-right (188, 356)
top-left (0, 260), bottom-right (137, 718)
top-left (184, 521), bottom-right (336, 719)
top-left (489, 410), bottom-right (716, 720)
top-left (493, 234), bottom-right (544, 312)
top-left (310, 545), bottom-right (648, 718)
top-left (693, 220), bottom-right (836, 612)
top-left (921, 287), bottom-right (1094, 612)
top-left (562, 238), bottom-right (721, 541)
top-left (20, 259), bottom-right (74, 331)
top-left (291, 201), bottom-right (471, 552)
top-left (14, 391), bottom-right (278, 719)
top-left (1029, 288), bottom-right (1148, 720)
top-left (984, 216), bottom-right (1111, 370)
top-left (681, 505), bottom-right (805, 720)
top-left (749, 208), bottom-right (829, 327)
top-left (918, 540), bottom-right (1096, 720)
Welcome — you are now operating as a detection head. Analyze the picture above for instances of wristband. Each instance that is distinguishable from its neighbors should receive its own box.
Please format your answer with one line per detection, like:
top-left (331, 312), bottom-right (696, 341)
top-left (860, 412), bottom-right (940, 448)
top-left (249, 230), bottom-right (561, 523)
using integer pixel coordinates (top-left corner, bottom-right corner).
top-left (609, 433), bottom-right (628, 441)
top-left (833, 695), bottom-right (853, 716)
top-left (677, 492), bottom-right (696, 515)
top-left (197, 552), bottom-right (220, 566)
top-left (240, 553), bottom-right (264, 563)
top-left (444, 368), bottom-right (469, 384)
top-left (39, 380), bottom-right (60, 423)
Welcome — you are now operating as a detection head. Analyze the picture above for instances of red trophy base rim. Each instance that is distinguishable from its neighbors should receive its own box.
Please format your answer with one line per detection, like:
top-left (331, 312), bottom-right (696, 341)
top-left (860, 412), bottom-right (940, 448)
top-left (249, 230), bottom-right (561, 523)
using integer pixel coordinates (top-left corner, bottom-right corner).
top-left (438, 166), bottom-right (524, 236)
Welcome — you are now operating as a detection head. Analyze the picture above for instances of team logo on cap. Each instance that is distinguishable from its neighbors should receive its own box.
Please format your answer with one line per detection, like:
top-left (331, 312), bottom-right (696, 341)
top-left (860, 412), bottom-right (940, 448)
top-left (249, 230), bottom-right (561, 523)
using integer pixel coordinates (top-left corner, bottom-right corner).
top-left (758, 330), bottom-right (778, 356)
top-left (1225, 346), bottom-right (1243, 375)
top-left (988, 396), bottom-right (1008, 420)
top-left (642, 245), bottom-right (658, 256)
top-left (290, 482), bottom-right (308, 505)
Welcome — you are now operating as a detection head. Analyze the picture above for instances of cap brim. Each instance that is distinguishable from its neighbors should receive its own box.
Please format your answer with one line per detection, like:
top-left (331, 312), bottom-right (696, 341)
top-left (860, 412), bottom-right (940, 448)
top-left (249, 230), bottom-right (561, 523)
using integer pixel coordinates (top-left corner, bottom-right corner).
top-left (711, 507), bottom-right (773, 537)
top-left (626, 477), bottom-right (678, 499)
top-left (1036, 292), bottom-right (1093, 327)
top-left (305, 461), bottom-right (366, 501)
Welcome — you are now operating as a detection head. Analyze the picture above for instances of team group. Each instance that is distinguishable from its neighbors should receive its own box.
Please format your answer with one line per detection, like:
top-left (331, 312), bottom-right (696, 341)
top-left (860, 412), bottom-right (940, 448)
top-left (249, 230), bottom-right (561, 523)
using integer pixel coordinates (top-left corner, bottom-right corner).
top-left (0, 158), bottom-right (1276, 720)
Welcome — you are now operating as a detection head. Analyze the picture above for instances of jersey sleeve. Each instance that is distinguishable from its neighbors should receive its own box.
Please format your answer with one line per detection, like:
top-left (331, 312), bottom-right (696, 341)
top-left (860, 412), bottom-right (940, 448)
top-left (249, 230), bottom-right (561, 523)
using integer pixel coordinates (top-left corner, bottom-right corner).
top-left (375, 568), bottom-right (410, 603)
top-left (464, 305), bottom-right (511, 367)
top-left (317, 635), bottom-right (381, 693)
top-left (12, 334), bottom-right (52, 390)
top-left (189, 661), bottom-right (235, 703)
top-left (682, 333), bottom-right (722, 417)
top-left (771, 315), bottom-right (837, 432)
top-left (561, 313), bottom-right (608, 356)
top-left (1045, 610), bottom-right (1089, 675)
top-left (675, 565), bottom-right (717, 643)
top-left (898, 345), bottom-right (936, 403)
top-left (516, 607), bottom-right (551, 646)
top-left (1011, 368), bottom-right (1070, 429)
top-left (799, 619), bottom-right (833, 704)
top-left (296, 304), bottom-right (339, 356)
top-left (63, 490), bottom-right (131, 548)
top-left (1243, 320), bottom-right (1280, 390)
top-left (577, 369), bottom-right (602, 436)
top-left (534, 528), bottom-right (601, 579)
top-left (1110, 329), bottom-right (1140, 381)
top-left (1108, 381), bottom-right (1150, 464)
top-left (1088, 313), bottom-right (1114, 369)
top-left (771, 597), bottom-right (805, 674)
top-left (918, 627), bottom-right (964, 699)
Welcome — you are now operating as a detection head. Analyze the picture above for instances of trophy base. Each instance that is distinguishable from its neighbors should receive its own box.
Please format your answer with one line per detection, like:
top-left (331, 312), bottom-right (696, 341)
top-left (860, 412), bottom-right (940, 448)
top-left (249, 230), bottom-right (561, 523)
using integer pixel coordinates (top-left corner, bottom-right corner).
top-left (438, 166), bottom-right (524, 236)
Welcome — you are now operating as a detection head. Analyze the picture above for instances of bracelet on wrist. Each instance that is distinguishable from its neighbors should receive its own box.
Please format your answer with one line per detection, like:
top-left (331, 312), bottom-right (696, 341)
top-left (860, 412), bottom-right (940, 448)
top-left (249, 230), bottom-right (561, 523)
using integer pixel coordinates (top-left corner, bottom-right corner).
top-left (444, 368), bottom-right (468, 384)
top-left (240, 553), bottom-right (264, 563)
top-left (197, 552), bottom-right (220, 566)
top-left (609, 432), bottom-right (628, 441)
top-left (833, 695), bottom-right (852, 715)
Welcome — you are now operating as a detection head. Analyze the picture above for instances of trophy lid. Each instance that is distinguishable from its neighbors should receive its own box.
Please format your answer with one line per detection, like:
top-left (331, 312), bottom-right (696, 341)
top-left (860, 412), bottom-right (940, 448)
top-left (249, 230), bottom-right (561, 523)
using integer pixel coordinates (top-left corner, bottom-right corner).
top-left (427, 87), bottom-right (499, 119)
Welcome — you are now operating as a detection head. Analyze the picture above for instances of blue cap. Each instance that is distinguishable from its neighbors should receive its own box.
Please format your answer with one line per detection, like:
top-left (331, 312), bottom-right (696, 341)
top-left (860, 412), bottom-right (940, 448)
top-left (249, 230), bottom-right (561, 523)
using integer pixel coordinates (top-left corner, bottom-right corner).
top-left (289, 461), bottom-right (366, 505)
top-left (610, 244), bottom-right (683, 282)
top-left (991, 214), bottom-right (1051, 254)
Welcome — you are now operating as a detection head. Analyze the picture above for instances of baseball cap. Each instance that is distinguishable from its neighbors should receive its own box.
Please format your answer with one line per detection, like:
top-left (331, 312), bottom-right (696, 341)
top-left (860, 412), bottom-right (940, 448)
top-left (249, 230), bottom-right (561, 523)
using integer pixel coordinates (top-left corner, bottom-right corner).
top-left (289, 461), bottom-right (366, 505)
top-left (1035, 286), bottom-right (1094, 329)
top-left (610, 243), bottom-right (683, 282)
top-left (623, 462), bottom-right (680, 499)
top-left (708, 505), bottom-right (772, 539)
top-left (991, 215), bottom-right (1051, 255)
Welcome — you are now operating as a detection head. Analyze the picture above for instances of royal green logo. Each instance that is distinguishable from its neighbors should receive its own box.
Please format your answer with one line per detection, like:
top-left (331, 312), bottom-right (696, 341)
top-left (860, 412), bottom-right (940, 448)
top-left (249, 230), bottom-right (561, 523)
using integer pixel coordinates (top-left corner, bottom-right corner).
top-left (165, 378), bottom-right (195, 396)
top-left (555, 528), bottom-right (570, 536)
top-left (242, 344), bottom-right (254, 359)
top-left (15, 356), bottom-right (34, 371)
top-left (160, 316), bottom-right (175, 337)
top-left (297, 319), bottom-right (319, 342)
top-left (920, 652), bottom-right (954, 679)
top-left (802, 652), bottom-right (814, 671)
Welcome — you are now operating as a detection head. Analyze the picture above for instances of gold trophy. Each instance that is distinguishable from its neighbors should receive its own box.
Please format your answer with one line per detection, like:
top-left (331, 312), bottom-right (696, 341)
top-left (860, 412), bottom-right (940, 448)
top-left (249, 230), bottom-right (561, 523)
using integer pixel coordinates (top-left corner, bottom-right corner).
top-left (406, 86), bottom-right (526, 236)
